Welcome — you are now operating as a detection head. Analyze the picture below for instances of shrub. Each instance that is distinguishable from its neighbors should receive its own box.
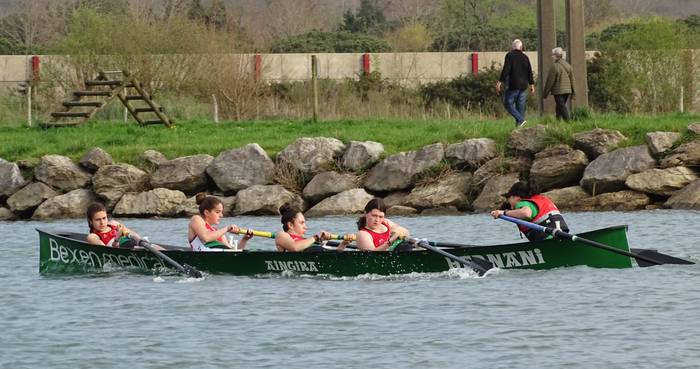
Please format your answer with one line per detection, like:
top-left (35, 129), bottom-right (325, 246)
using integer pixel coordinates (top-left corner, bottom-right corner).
top-left (269, 30), bottom-right (391, 53)
top-left (420, 65), bottom-right (503, 114)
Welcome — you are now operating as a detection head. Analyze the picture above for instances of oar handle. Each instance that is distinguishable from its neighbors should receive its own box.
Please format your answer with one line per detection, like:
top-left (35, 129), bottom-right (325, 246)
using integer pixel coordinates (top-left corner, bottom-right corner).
top-left (329, 233), bottom-right (356, 241)
top-left (236, 228), bottom-right (276, 238)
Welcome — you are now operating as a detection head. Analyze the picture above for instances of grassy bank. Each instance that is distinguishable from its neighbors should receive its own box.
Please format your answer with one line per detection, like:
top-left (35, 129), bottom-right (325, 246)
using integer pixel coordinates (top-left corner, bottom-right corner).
top-left (0, 113), bottom-right (697, 164)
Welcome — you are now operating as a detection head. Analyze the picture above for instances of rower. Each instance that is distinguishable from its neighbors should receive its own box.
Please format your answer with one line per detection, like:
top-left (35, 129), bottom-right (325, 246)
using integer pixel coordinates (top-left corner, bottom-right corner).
top-left (86, 202), bottom-right (150, 249)
top-left (275, 203), bottom-right (340, 252)
top-left (354, 198), bottom-right (410, 251)
top-left (188, 193), bottom-right (253, 251)
top-left (490, 181), bottom-right (569, 242)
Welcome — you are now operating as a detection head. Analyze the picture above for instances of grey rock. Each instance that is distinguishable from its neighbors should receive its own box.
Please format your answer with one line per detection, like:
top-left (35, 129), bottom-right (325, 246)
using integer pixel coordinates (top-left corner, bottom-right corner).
top-left (383, 192), bottom-right (409, 208)
top-left (659, 141), bottom-right (700, 168)
top-left (114, 188), bottom-right (187, 217)
top-left (445, 138), bottom-right (498, 169)
top-left (342, 141), bottom-right (384, 171)
top-left (7, 182), bottom-right (57, 214)
top-left (93, 164), bottom-right (150, 208)
top-left (0, 158), bottom-right (27, 197)
top-left (404, 173), bottom-right (472, 210)
top-left (506, 124), bottom-right (548, 156)
top-left (386, 205), bottom-right (418, 216)
top-left (542, 186), bottom-right (590, 210)
top-left (472, 173), bottom-right (520, 211)
top-left (573, 128), bottom-right (627, 159)
top-left (472, 156), bottom-right (531, 191)
top-left (303, 172), bottom-right (358, 204)
top-left (139, 150), bottom-right (167, 173)
top-left (688, 123), bottom-right (700, 135)
top-left (645, 131), bottom-right (681, 155)
top-left (575, 190), bottom-right (650, 211)
top-left (150, 154), bottom-right (213, 194)
top-left (234, 185), bottom-right (304, 215)
top-left (305, 188), bottom-right (374, 217)
top-left (625, 167), bottom-right (698, 196)
top-left (364, 143), bottom-right (445, 192)
top-left (207, 143), bottom-right (275, 193)
top-left (33, 189), bottom-right (97, 219)
top-left (580, 146), bottom-right (657, 195)
top-left (665, 179), bottom-right (700, 209)
top-left (79, 147), bottom-right (113, 172)
top-left (34, 155), bottom-right (91, 192)
top-left (529, 145), bottom-right (589, 193)
top-left (420, 206), bottom-right (462, 216)
top-left (0, 207), bottom-right (15, 220)
top-left (277, 137), bottom-right (346, 175)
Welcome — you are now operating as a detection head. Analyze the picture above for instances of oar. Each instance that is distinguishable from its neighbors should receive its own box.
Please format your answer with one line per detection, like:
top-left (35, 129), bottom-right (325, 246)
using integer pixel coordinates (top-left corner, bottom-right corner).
top-left (138, 239), bottom-right (202, 278)
top-left (410, 239), bottom-right (492, 277)
top-left (237, 229), bottom-right (356, 242)
top-left (497, 215), bottom-right (670, 266)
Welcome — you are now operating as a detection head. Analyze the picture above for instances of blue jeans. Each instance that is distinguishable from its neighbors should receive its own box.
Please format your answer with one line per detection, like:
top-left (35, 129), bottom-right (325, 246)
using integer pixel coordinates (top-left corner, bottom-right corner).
top-left (504, 89), bottom-right (528, 125)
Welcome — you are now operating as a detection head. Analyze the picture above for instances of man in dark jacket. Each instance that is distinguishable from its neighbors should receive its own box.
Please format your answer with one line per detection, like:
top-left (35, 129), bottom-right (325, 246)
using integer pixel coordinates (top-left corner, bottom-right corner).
top-left (542, 47), bottom-right (575, 121)
top-left (496, 39), bottom-right (535, 128)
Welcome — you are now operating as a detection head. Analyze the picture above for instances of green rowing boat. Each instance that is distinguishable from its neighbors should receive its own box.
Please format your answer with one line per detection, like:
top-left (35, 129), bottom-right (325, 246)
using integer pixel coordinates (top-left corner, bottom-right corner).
top-left (38, 225), bottom-right (646, 277)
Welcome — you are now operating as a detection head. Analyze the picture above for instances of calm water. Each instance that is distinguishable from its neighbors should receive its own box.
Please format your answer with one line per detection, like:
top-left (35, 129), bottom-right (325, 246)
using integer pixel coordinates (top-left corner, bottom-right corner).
top-left (1, 211), bottom-right (699, 369)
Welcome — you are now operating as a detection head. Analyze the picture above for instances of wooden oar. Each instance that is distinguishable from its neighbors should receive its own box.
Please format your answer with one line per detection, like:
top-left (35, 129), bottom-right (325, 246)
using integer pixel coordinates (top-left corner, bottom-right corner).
top-left (498, 214), bottom-right (681, 267)
top-left (237, 229), bottom-right (356, 241)
top-left (409, 238), bottom-right (492, 277)
top-left (138, 239), bottom-right (202, 278)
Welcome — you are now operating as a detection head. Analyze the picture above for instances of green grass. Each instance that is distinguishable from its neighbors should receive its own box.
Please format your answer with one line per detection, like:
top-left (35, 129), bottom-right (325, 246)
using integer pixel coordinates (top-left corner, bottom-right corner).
top-left (0, 112), bottom-right (697, 164)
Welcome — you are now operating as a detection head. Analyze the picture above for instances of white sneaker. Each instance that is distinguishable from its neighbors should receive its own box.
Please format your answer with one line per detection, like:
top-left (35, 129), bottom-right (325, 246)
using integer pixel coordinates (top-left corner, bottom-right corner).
top-left (517, 120), bottom-right (527, 128)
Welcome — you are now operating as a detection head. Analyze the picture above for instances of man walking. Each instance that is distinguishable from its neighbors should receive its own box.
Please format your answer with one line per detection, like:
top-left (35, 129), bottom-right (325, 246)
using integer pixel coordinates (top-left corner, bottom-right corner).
top-left (542, 47), bottom-right (575, 121)
top-left (496, 39), bottom-right (535, 128)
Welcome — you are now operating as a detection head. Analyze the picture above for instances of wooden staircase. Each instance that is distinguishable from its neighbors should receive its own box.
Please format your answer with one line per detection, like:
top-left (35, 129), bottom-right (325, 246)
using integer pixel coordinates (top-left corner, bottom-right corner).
top-left (44, 70), bottom-right (172, 128)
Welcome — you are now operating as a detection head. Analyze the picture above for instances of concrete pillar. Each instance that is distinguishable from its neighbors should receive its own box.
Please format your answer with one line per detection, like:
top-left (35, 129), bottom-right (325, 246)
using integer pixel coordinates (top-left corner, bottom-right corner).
top-left (537, 0), bottom-right (556, 114)
top-left (566, 0), bottom-right (589, 108)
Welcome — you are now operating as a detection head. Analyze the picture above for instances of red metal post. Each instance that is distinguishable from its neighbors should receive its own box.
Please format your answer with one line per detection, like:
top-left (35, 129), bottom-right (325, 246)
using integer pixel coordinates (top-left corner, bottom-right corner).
top-left (254, 53), bottom-right (262, 82)
top-left (31, 55), bottom-right (40, 85)
top-left (362, 53), bottom-right (371, 75)
top-left (471, 53), bottom-right (478, 76)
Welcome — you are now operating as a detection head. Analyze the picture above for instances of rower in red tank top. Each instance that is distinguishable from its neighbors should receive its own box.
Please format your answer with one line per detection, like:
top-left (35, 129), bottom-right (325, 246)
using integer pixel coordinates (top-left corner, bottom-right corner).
top-left (85, 202), bottom-right (146, 249)
top-left (355, 198), bottom-right (410, 251)
top-left (275, 203), bottom-right (334, 252)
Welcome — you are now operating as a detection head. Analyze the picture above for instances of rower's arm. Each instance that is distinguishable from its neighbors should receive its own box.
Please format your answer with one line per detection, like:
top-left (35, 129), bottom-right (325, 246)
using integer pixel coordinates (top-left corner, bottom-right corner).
top-left (387, 220), bottom-right (409, 238)
top-left (356, 231), bottom-right (380, 251)
top-left (190, 215), bottom-right (229, 243)
top-left (275, 232), bottom-right (316, 252)
top-left (505, 206), bottom-right (532, 219)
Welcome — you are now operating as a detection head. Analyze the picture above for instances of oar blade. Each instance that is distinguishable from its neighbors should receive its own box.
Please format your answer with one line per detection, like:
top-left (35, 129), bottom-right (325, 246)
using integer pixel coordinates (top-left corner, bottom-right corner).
top-left (630, 248), bottom-right (695, 267)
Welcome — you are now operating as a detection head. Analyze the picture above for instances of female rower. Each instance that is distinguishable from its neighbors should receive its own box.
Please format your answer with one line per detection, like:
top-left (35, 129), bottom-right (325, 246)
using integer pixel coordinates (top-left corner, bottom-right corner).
top-left (355, 198), bottom-right (410, 251)
top-left (188, 193), bottom-right (252, 251)
top-left (86, 202), bottom-right (141, 248)
top-left (275, 203), bottom-right (339, 252)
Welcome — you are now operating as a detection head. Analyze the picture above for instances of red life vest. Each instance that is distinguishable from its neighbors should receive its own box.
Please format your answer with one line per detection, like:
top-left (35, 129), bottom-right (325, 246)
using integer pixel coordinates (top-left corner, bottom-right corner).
top-left (517, 194), bottom-right (561, 233)
top-left (92, 225), bottom-right (118, 246)
top-left (361, 221), bottom-right (391, 248)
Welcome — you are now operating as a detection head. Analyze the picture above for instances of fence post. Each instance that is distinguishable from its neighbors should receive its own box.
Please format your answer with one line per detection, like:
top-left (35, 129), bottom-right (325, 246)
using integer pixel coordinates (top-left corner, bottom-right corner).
top-left (27, 85), bottom-right (32, 127)
top-left (362, 53), bottom-right (371, 75)
top-left (254, 53), bottom-right (262, 82)
top-left (311, 55), bottom-right (319, 122)
top-left (471, 52), bottom-right (479, 76)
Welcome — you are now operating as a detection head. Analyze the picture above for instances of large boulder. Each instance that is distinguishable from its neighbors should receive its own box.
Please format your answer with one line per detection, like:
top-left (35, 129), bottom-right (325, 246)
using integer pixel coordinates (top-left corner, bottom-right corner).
top-left (665, 179), bottom-right (700, 209)
top-left (32, 189), bottom-right (97, 219)
top-left (113, 188), bottom-right (187, 217)
top-left (506, 124), bottom-right (548, 156)
top-left (7, 182), bottom-right (57, 215)
top-left (34, 155), bottom-right (91, 192)
top-left (386, 205), bottom-right (418, 216)
top-left (573, 128), bottom-right (627, 160)
top-left (364, 143), bottom-right (445, 192)
top-left (277, 137), bottom-right (346, 175)
top-left (207, 143), bottom-right (275, 193)
top-left (404, 173), bottom-right (472, 210)
top-left (150, 154), bottom-right (213, 194)
top-left (625, 167), bottom-right (699, 196)
top-left (580, 146), bottom-right (656, 195)
top-left (305, 188), bottom-right (374, 217)
top-left (445, 138), bottom-right (498, 169)
top-left (342, 141), bottom-right (384, 171)
top-left (0, 158), bottom-right (27, 197)
top-left (0, 207), bottom-right (15, 220)
top-left (234, 185), bottom-right (304, 215)
top-left (575, 190), bottom-right (650, 211)
top-left (79, 147), bottom-right (113, 172)
top-left (472, 156), bottom-right (531, 191)
top-left (542, 186), bottom-right (590, 210)
top-left (659, 141), bottom-right (700, 168)
top-left (529, 145), bottom-right (589, 193)
top-left (383, 191), bottom-right (409, 207)
top-left (93, 164), bottom-right (150, 208)
top-left (645, 132), bottom-right (681, 155)
top-left (472, 173), bottom-right (520, 211)
top-left (688, 123), bottom-right (700, 135)
top-left (139, 149), bottom-right (167, 173)
top-left (302, 171), bottom-right (358, 204)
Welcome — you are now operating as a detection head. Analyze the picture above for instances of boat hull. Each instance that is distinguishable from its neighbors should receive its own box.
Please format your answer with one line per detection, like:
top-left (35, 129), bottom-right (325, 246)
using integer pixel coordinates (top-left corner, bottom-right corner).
top-left (38, 226), bottom-right (634, 276)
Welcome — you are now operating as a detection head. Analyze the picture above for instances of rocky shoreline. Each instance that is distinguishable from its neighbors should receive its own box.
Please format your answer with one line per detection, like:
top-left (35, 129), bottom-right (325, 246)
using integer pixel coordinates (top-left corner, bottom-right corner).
top-left (1, 123), bottom-right (699, 221)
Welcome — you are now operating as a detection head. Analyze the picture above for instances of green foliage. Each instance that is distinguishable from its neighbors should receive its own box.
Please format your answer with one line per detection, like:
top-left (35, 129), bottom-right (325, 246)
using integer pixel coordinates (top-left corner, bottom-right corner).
top-left (420, 66), bottom-right (503, 114)
top-left (340, 0), bottom-right (388, 35)
top-left (383, 23), bottom-right (433, 51)
top-left (270, 30), bottom-right (391, 53)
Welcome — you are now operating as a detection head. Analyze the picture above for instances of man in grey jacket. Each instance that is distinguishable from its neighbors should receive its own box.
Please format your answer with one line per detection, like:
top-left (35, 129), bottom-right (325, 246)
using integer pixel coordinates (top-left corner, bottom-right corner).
top-left (542, 47), bottom-right (575, 121)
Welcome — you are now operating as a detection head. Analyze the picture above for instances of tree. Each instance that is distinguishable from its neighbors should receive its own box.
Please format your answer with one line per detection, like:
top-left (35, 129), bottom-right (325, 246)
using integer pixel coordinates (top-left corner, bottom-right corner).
top-left (270, 30), bottom-right (391, 53)
top-left (341, 0), bottom-right (388, 34)
top-left (187, 0), bottom-right (206, 24)
top-left (207, 0), bottom-right (227, 31)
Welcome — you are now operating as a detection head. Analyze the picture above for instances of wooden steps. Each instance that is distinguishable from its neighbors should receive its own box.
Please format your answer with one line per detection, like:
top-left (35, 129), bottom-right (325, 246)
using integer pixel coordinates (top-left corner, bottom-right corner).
top-left (44, 70), bottom-right (172, 128)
